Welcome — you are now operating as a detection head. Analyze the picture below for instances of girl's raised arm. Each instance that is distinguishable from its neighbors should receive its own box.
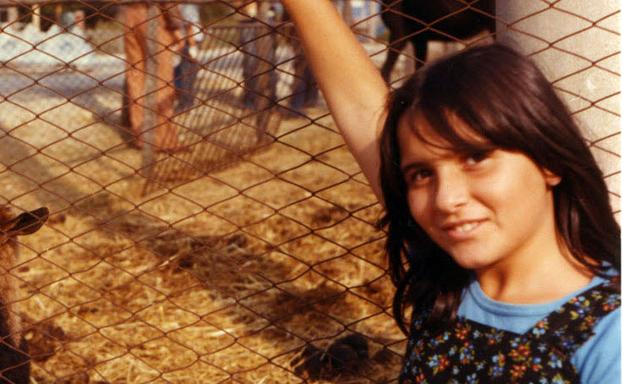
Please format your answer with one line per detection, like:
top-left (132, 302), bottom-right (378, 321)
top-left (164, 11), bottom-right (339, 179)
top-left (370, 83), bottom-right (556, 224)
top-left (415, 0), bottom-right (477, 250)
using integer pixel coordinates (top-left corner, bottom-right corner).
top-left (281, 0), bottom-right (389, 200)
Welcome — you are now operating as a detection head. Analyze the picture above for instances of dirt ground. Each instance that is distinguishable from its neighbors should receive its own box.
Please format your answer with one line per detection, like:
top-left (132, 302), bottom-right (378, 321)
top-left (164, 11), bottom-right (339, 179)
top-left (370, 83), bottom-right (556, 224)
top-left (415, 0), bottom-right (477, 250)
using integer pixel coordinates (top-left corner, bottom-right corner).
top-left (0, 88), bottom-right (405, 383)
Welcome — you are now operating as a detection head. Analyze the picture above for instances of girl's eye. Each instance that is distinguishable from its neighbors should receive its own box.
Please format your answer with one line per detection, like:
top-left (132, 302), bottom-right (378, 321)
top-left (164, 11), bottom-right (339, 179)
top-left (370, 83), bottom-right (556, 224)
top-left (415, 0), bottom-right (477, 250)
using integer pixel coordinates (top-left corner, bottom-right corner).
top-left (464, 150), bottom-right (492, 166)
top-left (405, 169), bottom-right (433, 185)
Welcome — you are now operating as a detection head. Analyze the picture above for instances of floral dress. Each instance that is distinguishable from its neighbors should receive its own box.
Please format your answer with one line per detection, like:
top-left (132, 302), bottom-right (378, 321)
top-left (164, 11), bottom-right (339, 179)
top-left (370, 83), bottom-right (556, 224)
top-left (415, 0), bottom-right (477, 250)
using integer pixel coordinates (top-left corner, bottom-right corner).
top-left (400, 279), bottom-right (620, 383)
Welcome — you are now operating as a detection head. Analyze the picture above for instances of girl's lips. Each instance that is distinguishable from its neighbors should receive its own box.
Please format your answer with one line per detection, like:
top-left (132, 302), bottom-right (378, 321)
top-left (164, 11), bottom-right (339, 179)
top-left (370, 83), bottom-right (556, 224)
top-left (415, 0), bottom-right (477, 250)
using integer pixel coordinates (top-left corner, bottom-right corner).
top-left (442, 220), bottom-right (486, 240)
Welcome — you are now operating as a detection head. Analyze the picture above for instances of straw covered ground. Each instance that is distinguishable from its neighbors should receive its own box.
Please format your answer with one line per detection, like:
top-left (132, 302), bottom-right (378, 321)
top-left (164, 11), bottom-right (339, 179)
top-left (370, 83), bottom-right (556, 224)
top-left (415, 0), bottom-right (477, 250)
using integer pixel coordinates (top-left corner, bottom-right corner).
top-left (0, 87), bottom-right (405, 383)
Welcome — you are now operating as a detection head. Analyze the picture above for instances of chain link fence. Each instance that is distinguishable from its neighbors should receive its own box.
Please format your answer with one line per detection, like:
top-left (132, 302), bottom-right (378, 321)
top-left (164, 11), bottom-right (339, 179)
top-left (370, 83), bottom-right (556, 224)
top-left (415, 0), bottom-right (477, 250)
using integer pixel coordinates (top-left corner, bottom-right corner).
top-left (0, 0), bottom-right (618, 382)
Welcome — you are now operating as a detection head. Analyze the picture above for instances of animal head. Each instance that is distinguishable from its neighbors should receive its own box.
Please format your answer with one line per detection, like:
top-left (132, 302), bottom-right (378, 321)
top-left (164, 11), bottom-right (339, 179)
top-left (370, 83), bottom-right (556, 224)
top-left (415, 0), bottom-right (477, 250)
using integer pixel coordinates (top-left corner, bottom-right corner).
top-left (0, 207), bottom-right (49, 244)
top-left (0, 206), bottom-right (48, 378)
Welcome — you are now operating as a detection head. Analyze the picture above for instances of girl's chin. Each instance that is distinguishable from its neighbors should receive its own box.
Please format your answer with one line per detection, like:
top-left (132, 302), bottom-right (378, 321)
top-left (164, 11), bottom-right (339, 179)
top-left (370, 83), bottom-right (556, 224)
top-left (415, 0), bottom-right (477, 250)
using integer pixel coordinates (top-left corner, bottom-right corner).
top-left (450, 253), bottom-right (498, 271)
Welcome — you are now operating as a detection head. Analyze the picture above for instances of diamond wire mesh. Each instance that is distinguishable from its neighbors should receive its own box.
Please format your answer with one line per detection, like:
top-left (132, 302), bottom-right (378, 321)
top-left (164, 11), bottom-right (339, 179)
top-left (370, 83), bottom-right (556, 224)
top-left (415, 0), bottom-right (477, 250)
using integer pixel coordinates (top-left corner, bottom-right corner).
top-left (0, 0), bottom-right (618, 383)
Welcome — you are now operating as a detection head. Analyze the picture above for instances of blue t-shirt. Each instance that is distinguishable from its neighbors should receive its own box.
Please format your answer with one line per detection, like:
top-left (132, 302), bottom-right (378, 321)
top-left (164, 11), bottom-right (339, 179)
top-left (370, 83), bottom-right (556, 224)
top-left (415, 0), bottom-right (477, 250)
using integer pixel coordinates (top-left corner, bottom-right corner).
top-left (457, 275), bottom-right (621, 384)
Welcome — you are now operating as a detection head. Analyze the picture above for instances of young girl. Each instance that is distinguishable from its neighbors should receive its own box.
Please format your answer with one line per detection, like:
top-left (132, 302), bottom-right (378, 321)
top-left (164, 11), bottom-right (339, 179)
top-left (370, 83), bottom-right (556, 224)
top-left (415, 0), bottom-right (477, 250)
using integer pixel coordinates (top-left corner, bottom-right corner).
top-left (280, 1), bottom-right (620, 383)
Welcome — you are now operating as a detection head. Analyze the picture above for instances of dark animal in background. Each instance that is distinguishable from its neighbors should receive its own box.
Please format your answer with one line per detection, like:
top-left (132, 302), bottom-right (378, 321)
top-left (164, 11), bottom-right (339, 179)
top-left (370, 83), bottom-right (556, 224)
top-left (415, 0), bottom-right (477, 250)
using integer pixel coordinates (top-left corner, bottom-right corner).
top-left (0, 207), bottom-right (48, 384)
top-left (292, 333), bottom-right (369, 380)
top-left (380, 0), bottom-right (495, 81)
top-left (81, 2), bottom-right (121, 29)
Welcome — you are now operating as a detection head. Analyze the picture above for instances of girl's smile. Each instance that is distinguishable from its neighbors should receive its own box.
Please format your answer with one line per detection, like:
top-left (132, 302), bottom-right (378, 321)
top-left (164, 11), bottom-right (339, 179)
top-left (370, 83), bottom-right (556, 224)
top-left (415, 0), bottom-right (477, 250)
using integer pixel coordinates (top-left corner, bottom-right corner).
top-left (442, 218), bottom-right (487, 240)
top-left (398, 114), bottom-right (563, 279)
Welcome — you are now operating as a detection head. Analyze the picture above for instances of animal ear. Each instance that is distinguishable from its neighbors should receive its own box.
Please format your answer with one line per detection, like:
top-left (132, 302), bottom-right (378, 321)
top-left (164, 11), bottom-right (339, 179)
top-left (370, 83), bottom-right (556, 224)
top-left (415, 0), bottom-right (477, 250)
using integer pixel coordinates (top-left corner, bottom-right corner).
top-left (1, 207), bottom-right (49, 236)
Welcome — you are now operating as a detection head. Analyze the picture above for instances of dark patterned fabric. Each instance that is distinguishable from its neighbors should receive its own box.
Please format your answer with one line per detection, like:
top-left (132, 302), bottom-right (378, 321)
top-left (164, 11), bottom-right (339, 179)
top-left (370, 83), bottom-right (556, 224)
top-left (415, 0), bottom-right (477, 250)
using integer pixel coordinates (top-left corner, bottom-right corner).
top-left (401, 279), bottom-right (620, 383)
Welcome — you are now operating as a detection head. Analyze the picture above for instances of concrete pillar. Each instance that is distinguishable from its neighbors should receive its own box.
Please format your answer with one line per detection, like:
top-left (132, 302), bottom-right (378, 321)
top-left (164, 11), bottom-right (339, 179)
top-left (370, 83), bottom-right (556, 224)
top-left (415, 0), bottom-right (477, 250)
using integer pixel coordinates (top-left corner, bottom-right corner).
top-left (497, 0), bottom-right (620, 214)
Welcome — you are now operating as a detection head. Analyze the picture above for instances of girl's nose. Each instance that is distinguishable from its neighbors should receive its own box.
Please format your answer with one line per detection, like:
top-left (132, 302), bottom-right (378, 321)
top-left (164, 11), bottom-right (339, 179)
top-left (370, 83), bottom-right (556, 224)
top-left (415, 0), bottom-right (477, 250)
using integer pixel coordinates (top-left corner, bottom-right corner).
top-left (434, 169), bottom-right (469, 213)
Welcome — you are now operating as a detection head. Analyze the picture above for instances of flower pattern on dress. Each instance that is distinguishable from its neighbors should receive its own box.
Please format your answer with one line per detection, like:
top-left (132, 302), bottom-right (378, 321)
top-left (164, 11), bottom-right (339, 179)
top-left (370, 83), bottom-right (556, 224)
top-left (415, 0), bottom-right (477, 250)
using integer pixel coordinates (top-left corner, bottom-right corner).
top-left (400, 278), bottom-right (620, 383)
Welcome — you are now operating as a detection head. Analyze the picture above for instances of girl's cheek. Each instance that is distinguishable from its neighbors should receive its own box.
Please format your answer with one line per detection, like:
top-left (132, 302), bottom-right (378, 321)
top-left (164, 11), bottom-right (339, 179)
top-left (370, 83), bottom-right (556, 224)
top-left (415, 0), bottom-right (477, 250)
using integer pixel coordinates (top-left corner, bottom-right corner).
top-left (407, 190), bottom-right (430, 221)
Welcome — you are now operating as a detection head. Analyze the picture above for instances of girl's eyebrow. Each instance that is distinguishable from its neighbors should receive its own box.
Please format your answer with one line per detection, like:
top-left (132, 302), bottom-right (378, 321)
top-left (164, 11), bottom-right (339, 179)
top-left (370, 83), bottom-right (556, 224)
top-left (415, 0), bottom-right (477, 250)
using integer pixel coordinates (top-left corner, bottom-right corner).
top-left (400, 144), bottom-right (493, 172)
top-left (400, 161), bottom-right (428, 174)
top-left (400, 152), bottom-right (452, 172)
top-left (400, 146), bottom-right (451, 171)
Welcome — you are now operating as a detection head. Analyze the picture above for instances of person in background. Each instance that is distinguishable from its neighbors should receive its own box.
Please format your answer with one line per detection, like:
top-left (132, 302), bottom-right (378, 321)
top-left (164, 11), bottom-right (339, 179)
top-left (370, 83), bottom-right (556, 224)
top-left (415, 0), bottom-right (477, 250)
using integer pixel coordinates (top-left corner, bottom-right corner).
top-left (123, 2), bottom-right (185, 153)
top-left (281, 8), bottom-right (318, 113)
top-left (240, 1), bottom-right (278, 109)
top-left (174, 3), bottom-right (203, 112)
top-left (179, 3), bottom-right (203, 54)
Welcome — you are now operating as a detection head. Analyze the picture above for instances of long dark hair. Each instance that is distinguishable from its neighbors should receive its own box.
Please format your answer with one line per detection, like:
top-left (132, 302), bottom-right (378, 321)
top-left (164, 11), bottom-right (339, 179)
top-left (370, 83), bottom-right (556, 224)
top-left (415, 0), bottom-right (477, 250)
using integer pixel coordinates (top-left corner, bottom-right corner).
top-left (379, 43), bottom-right (621, 335)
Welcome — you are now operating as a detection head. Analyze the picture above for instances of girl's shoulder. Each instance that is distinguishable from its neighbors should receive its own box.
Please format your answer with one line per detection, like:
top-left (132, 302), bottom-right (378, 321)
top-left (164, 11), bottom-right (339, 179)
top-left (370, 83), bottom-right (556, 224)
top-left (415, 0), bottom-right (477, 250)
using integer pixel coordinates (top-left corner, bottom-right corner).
top-left (457, 273), bottom-right (619, 334)
top-left (405, 275), bottom-right (619, 383)
top-left (456, 273), bottom-right (620, 382)
top-left (572, 301), bottom-right (619, 384)
top-left (405, 276), bottom-right (619, 383)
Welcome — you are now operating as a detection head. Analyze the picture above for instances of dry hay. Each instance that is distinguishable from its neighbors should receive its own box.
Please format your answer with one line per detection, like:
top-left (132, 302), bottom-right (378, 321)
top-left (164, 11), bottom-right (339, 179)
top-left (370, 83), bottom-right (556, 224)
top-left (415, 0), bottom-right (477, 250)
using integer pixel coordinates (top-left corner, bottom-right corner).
top-left (0, 94), bottom-right (405, 383)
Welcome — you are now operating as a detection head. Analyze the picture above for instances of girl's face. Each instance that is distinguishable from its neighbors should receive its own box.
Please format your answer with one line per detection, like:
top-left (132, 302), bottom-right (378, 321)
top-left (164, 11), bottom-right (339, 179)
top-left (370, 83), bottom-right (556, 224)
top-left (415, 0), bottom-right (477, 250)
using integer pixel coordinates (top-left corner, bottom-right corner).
top-left (398, 114), bottom-right (562, 275)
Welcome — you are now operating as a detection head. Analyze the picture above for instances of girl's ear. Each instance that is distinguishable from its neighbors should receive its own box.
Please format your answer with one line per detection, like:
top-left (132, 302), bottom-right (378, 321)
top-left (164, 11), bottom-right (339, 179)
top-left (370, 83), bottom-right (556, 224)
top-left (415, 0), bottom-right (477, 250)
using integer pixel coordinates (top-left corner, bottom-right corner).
top-left (543, 168), bottom-right (562, 187)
